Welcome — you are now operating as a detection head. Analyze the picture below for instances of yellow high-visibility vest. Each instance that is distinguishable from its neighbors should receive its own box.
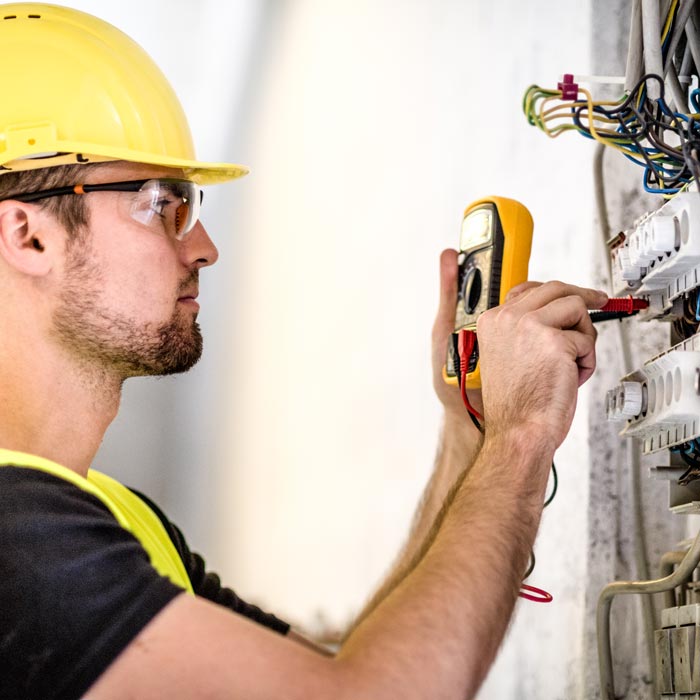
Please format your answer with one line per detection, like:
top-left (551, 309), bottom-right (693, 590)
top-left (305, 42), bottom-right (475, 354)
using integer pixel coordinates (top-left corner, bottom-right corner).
top-left (0, 448), bottom-right (194, 595)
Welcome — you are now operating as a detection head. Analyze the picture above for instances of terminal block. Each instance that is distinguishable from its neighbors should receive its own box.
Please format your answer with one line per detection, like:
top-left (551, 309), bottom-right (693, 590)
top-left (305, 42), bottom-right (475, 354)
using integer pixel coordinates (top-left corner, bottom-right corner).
top-left (610, 192), bottom-right (700, 318)
top-left (658, 604), bottom-right (700, 694)
top-left (606, 332), bottom-right (700, 454)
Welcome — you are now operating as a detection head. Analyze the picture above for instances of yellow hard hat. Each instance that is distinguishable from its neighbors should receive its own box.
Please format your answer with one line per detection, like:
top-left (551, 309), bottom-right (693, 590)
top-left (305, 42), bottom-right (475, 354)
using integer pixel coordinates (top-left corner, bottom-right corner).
top-left (0, 3), bottom-right (248, 184)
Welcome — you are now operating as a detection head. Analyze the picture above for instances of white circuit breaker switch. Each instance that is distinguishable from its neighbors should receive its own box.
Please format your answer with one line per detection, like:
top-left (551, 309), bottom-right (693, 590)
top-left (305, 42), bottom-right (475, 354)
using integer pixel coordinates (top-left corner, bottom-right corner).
top-left (646, 215), bottom-right (677, 257)
top-left (629, 226), bottom-right (653, 267)
top-left (614, 246), bottom-right (642, 283)
top-left (611, 334), bottom-right (700, 453)
top-left (606, 381), bottom-right (644, 420)
top-left (619, 381), bottom-right (644, 417)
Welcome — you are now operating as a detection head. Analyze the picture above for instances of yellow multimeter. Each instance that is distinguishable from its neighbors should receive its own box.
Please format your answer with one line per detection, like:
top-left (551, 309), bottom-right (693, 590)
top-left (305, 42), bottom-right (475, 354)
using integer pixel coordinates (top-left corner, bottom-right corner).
top-left (443, 196), bottom-right (533, 390)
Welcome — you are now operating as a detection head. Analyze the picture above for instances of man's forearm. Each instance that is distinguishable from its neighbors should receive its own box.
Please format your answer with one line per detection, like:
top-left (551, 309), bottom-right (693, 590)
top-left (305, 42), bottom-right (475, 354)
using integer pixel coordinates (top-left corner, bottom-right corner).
top-left (337, 429), bottom-right (552, 699)
top-left (346, 415), bottom-right (482, 635)
top-left (410, 416), bottom-right (483, 554)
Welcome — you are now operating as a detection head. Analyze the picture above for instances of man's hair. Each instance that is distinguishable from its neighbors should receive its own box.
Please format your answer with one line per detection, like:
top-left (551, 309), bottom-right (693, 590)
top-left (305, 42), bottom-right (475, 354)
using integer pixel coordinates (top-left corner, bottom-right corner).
top-left (0, 163), bottom-right (105, 242)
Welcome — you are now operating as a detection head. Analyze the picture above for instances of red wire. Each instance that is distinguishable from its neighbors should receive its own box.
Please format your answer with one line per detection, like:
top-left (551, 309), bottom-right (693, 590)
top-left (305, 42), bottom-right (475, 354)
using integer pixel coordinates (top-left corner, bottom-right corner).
top-left (519, 584), bottom-right (553, 603)
top-left (457, 330), bottom-right (484, 422)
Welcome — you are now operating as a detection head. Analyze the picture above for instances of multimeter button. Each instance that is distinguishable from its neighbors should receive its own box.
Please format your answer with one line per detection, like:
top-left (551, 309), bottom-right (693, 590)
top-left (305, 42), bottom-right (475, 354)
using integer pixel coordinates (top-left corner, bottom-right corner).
top-left (463, 267), bottom-right (482, 314)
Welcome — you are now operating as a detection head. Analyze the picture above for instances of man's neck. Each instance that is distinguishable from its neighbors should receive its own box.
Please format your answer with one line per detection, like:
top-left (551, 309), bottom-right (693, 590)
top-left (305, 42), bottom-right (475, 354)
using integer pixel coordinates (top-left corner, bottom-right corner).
top-left (0, 342), bottom-right (121, 478)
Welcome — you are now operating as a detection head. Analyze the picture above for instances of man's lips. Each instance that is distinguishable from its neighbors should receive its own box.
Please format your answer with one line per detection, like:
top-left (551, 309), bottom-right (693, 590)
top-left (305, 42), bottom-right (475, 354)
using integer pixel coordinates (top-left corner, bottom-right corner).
top-left (177, 291), bottom-right (200, 309)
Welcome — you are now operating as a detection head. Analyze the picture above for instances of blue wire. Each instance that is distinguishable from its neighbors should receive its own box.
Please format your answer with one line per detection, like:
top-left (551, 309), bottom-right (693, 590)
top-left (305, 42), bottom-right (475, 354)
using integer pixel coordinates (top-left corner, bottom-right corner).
top-left (691, 89), bottom-right (700, 113)
top-left (643, 180), bottom-right (682, 195)
top-left (624, 153), bottom-right (650, 168)
top-left (657, 98), bottom-right (675, 118)
top-left (695, 293), bottom-right (700, 322)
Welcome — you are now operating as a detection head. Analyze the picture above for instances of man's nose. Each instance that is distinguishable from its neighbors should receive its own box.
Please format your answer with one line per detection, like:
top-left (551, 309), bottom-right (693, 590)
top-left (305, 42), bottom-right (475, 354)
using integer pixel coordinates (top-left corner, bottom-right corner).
top-left (180, 220), bottom-right (219, 268)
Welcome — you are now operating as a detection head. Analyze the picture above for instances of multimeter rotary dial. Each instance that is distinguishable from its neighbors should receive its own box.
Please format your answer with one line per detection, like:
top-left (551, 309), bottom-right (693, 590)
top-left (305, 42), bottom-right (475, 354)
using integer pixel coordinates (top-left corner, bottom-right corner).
top-left (456, 246), bottom-right (495, 329)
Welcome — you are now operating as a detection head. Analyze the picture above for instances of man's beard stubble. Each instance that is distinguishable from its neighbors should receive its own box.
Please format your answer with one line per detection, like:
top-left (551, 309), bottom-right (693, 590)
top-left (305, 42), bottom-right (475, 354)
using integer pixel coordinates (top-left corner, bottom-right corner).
top-left (52, 241), bottom-right (203, 379)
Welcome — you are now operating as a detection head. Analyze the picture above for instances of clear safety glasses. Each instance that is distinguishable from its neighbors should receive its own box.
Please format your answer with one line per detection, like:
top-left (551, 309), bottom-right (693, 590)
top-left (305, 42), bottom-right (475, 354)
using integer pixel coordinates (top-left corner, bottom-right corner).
top-left (3, 178), bottom-right (203, 240)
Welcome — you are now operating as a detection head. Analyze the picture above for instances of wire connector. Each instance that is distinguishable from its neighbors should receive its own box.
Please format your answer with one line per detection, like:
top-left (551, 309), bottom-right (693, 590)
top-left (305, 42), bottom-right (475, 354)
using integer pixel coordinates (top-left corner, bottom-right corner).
top-left (557, 73), bottom-right (579, 100)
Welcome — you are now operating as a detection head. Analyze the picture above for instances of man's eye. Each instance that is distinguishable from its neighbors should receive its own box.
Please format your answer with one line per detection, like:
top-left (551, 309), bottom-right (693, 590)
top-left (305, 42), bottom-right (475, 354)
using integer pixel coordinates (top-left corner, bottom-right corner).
top-left (152, 197), bottom-right (173, 216)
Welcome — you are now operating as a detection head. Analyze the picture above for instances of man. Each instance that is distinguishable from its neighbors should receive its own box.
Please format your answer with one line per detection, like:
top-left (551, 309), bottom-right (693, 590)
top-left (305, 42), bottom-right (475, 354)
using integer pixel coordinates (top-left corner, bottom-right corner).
top-left (0, 4), bottom-right (607, 699)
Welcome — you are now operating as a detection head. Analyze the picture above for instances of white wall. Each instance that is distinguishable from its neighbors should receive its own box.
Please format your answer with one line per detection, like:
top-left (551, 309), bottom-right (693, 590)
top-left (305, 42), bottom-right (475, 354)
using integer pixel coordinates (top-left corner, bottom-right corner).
top-left (222, 2), bottom-right (599, 698)
top-left (57, 1), bottom-right (672, 697)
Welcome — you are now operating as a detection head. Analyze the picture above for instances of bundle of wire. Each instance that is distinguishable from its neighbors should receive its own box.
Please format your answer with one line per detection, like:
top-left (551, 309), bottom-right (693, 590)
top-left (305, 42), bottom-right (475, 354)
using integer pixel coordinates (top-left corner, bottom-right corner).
top-left (522, 0), bottom-right (700, 196)
top-left (523, 74), bottom-right (700, 196)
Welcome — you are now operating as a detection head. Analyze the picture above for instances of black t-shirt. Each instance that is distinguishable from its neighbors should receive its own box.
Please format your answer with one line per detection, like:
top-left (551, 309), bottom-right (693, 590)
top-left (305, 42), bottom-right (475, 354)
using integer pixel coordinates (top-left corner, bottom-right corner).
top-left (0, 466), bottom-right (289, 700)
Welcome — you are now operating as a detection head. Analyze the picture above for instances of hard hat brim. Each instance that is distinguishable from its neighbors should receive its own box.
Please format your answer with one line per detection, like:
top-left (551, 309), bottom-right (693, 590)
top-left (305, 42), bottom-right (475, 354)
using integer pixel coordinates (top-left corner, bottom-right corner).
top-left (1, 141), bottom-right (249, 185)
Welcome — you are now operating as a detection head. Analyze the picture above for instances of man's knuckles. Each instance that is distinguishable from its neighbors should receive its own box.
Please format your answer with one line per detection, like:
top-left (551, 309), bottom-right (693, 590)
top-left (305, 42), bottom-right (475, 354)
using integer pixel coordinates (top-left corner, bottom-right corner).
top-left (504, 281), bottom-right (542, 302)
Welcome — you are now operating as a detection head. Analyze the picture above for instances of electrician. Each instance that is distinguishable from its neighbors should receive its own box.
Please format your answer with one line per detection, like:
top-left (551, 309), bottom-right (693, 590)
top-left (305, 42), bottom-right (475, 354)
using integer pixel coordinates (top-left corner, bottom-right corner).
top-left (0, 4), bottom-right (607, 700)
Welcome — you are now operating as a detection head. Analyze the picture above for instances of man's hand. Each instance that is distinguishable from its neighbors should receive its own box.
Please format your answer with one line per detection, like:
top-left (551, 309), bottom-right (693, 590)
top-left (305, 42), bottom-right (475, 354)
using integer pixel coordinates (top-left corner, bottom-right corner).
top-left (476, 280), bottom-right (608, 452)
top-left (431, 248), bottom-right (484, 419)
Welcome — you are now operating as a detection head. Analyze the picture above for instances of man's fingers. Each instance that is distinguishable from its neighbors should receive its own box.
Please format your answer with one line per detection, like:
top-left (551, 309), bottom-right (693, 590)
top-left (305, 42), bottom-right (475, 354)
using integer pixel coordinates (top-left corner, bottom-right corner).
top-left (504, 281), bottom-right (542, 302)
top-left (433, 249), bottom-right (458, 338)
top-left (516, 298), bottom-right (599, 386)
top-left (505, 280), bottom-right (608, 313)
top-left (563, 329), bottom-right (597, 387)
top-left (531, 295), bottom-right (597, 340)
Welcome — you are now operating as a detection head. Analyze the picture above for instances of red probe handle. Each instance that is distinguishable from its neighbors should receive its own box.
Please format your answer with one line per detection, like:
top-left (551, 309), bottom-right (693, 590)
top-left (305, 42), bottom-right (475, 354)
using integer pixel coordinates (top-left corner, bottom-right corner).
top-left (599, 295), bottom-right (649, 314)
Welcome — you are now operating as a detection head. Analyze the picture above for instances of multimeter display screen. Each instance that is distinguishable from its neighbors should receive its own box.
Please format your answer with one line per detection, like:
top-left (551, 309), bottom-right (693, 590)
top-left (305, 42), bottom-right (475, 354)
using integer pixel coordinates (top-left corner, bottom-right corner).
top-left (459, 207), bottom-right (493, 252)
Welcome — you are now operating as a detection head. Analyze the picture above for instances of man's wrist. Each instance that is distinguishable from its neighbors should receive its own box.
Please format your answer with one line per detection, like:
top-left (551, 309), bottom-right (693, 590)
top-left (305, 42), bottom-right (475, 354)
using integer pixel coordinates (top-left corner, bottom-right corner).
top-left (442, 411), bottom-right (482, 448)
top-left (481, 425), bottom-right (556, 471)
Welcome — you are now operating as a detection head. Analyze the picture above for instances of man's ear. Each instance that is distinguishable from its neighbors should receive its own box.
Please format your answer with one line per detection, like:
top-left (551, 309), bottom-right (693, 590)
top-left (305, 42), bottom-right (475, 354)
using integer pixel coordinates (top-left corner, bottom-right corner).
top-left (0, 201), bottom-right (56, 277)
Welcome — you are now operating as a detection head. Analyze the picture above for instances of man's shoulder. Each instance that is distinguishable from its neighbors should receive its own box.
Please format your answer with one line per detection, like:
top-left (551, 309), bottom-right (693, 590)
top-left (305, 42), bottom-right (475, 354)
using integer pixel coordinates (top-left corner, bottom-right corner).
top-left (0, 465), bottom-right (184, 700)
top-left (0, 464), bottom-right (159, 582)
top-left (0, 464), bottom-right (116, 523)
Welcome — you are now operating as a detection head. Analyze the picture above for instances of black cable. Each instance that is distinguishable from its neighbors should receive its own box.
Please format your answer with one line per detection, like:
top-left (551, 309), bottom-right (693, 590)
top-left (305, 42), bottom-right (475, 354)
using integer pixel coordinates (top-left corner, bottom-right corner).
top-left (522, 463), bottom-right (557, 583)
top-left (543, 462), bottom-right (558, 507)
top-left (523, 550), bottom-right (536, 580)
top-left (590, 310), bottom-right (642, 323)
top-left (679, 449), bottom-right (700, 469)
top-left (468, 412), bottom-right (483, 433)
